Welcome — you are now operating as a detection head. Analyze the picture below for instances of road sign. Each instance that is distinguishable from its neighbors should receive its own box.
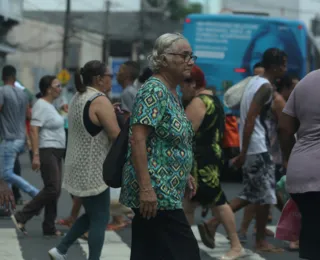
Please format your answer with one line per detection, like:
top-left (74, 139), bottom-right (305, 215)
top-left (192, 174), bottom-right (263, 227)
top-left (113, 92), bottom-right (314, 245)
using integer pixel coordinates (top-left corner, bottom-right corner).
top-left (57, 69), bottom-right (71, 85)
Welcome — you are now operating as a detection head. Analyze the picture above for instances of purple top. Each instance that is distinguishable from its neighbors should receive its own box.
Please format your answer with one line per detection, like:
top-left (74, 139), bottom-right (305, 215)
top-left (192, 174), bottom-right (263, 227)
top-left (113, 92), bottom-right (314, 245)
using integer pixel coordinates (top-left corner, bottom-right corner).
top-left (283, 70), bottom-right (320, 194)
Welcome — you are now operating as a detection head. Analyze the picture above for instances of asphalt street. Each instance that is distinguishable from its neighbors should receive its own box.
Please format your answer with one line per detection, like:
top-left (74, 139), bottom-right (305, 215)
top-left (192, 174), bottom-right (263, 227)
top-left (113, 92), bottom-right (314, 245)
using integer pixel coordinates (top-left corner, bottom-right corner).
top-left (0, 153), bottom-right (300, 260)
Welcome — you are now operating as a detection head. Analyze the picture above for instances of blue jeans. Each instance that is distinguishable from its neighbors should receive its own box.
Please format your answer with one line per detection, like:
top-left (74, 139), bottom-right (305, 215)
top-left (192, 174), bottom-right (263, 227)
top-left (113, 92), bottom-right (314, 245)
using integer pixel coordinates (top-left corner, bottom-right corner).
top-left (57, 188), bottom-right (110, 260)
top-left (0, 139), bottom-right (39, 197)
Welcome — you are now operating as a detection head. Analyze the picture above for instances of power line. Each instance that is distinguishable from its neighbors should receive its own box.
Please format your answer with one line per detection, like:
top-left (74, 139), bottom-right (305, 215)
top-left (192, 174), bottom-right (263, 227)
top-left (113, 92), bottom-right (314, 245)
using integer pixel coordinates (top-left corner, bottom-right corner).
top-left (102, 0), bottom-right (111, 63)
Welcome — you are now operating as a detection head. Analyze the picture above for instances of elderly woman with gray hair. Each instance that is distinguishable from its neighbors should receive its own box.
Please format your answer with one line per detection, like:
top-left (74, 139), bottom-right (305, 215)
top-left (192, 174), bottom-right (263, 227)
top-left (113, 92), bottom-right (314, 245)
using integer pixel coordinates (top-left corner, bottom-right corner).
top-left (120, 33), bottom-right (200, 259)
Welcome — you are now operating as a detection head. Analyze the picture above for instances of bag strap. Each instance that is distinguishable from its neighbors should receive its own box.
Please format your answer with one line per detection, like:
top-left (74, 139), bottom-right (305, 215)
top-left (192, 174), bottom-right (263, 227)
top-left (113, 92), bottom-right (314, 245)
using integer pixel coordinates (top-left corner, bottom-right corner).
top-left (88, 92), bottom-right (104, 102)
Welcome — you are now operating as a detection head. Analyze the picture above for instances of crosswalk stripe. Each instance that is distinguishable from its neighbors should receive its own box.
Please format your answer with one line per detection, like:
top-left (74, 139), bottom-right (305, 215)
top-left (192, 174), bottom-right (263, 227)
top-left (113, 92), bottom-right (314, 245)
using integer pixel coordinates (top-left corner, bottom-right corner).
top-left (191, 226), bottom-right (266, 260)
top-left (78, 230), bottom-right (131, 260)
top-left (0, 228), bottom-right (24, 260)
top-left (78, 225), bottom-right (277, 259)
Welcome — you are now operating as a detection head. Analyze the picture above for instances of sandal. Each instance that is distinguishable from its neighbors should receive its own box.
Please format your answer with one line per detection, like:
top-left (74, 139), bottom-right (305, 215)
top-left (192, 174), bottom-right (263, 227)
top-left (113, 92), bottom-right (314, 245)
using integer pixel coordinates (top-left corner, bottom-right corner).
top-left (10, 215), bottom-right (28, 235)
top-left (197, 222), bottom-right (215, 249)
top-left (55, 218), bottom-right (73, 228)
top-left (106, 222), bottom-right (129, 231)
top-left (255, 244), bottom-right (284, 253)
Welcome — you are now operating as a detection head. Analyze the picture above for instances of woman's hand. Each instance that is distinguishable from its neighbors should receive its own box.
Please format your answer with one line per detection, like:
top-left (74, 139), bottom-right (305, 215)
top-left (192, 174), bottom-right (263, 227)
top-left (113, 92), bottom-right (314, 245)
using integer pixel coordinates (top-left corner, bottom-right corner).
top-left (32, 154), bottom-right (40, 171)
top-left (185, 175), bottom-right (197, 199)
top-left (139, 187), bottom-right (157, 219)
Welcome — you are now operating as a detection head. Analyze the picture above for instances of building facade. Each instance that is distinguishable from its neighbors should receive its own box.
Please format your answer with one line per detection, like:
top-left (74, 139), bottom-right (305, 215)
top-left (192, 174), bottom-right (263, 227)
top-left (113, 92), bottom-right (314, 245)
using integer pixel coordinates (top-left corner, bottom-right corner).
top-left (220, 0), bottom-right (320, 32)
top-left (0, 0), bottom-right (23, 69)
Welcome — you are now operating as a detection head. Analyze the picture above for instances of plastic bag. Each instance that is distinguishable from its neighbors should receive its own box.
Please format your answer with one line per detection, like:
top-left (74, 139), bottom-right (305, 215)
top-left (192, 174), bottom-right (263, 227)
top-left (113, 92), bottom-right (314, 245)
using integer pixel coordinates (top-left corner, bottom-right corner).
top-left (223, 76), bottom-right (253, 109)
top-left (275, 199), bottom-right (301, 241)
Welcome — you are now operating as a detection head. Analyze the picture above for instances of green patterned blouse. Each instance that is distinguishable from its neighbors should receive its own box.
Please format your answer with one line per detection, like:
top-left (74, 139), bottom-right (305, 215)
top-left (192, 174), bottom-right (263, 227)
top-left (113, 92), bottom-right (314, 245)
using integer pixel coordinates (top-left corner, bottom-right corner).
top-left (120, 77), bottom-right (194, 210)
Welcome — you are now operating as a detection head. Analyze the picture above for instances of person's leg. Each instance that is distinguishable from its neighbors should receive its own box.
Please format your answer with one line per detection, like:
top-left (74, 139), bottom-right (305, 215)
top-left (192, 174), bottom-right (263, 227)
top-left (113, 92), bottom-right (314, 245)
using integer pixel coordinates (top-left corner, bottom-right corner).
top-left (205, 196), bottom-right (249, 237)
top-left (12, 156), bottom-right (22, 203)
top-left (82, 188), bottom-right (110, 260)
top-left (291, 192), bottom-right (320, 259)
top-left (130, 209), bottom-right (153, 260)
top-left (42, 149), bottom-right (64, 235)
top-left (252, 153), bottom-right (282, 252)
top-left (183, 198), bottom-right (198, 225)
top-left (56, 213), bottom-right (90, 255)
top-left (56, 196), bottom-right (82, 227)
top-left (55, 190), bottom-right (107, 255)
top-left (14, 149), bottom-right (60, 230)
top-left (239, 204), bottom-right (256, 236)
top-left (155, 209), bottom-right (201, 260)
top-left (2, 140), bottom-right (39, 197)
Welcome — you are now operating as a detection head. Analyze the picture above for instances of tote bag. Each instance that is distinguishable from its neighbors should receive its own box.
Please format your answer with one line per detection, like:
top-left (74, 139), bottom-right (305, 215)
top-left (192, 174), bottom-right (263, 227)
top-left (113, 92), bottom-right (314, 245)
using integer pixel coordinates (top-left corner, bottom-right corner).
top-left (223, 76), bottom-right (253, 109)
top-left (275, 198), bottom-right (301, 242)
top-left (102, 114), bottom-right (130, 188)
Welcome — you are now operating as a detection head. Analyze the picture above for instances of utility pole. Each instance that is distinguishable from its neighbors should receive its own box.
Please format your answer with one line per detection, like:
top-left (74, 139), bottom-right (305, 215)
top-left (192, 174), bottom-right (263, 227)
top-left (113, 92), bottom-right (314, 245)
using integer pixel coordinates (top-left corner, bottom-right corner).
top-left (139, 0), bottom-right (146, 65)
top-left (102, 0), bottom-right (111, 64)
top-left (62, 0), bottom-right (71, 69)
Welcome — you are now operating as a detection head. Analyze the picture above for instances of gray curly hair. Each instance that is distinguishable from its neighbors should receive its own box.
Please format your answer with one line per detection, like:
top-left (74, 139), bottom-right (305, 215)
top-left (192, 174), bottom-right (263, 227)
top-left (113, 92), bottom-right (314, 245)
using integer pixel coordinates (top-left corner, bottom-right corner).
top-left (148, 33), bottom-right (187, 73)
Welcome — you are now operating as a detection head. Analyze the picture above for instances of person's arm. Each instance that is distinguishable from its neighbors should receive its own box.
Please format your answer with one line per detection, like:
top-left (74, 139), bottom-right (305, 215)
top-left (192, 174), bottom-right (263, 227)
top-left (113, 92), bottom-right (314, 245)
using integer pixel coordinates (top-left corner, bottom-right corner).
top-left (0, 88), bottom-right (3, 113)
top-left (93, 96), bottom-right (121, 142)
top-left (240, 83), bottom-right (273, 156)
top-left (272, 94), bottom-right (286, 122)
top-left (30, 102), bottom-right (45, 164)
top-left (278, 88), bottom-right (299, 166)
top-left (26, 103), bottom-right (31, 120)
top-left (120, 90), bottom-right (136, 121)
top-left (185, 97), bottom-right (206, 132)
top-left (130, 125), bottom-right (152, 190)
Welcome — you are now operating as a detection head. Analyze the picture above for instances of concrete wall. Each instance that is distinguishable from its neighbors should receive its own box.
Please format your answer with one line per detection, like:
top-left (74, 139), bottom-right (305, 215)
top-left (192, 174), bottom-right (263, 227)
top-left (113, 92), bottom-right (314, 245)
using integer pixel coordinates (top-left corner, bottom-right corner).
top-left (5, 18), bottom-right (105, 93)
top-left (222, 0), bottom-right (300, 19)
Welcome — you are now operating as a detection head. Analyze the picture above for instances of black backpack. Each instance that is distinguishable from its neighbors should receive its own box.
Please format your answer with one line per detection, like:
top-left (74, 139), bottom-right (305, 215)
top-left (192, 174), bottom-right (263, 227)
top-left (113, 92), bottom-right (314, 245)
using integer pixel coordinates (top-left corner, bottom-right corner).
top-left (103, 115), bottom-right (130, 188)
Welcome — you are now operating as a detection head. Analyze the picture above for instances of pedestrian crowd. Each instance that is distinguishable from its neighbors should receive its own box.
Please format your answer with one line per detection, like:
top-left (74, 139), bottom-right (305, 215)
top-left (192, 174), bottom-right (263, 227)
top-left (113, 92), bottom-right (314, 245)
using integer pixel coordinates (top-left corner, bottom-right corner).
top-left (0, 32), bottom-right (318, 260)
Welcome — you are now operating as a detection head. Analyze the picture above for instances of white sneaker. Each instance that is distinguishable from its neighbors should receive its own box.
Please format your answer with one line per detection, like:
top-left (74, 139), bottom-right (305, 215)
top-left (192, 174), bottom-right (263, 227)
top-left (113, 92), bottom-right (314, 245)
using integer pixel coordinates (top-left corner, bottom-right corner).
top-left (48, 248), bottom-right (67, 260)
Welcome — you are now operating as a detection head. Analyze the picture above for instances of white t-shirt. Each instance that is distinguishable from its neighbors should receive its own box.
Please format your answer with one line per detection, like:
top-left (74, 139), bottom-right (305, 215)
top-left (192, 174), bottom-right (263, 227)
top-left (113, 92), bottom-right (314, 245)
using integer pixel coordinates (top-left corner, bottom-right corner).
top-left (239, 76), bottom-right (272, 155)
top-left (31, 99), bottom-right (66, 149)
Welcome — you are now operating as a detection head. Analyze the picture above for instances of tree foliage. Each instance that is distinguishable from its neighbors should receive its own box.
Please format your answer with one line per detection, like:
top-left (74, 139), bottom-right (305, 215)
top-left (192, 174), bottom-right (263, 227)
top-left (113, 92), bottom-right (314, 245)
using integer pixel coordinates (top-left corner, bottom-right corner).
top-left (145, 0), bottom-right (203, 20)
top-left (168, 1), bottom-right (203, 20)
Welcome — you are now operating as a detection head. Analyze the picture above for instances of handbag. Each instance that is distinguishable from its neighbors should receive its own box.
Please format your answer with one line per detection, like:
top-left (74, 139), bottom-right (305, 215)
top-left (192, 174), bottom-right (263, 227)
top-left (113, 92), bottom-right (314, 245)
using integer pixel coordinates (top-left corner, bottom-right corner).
top-left (103, 117), bottom-right (130, 188)
top-left (275, 198), bottom-right (301, 241)
top-left (223, 76), bottom-right (253, 109)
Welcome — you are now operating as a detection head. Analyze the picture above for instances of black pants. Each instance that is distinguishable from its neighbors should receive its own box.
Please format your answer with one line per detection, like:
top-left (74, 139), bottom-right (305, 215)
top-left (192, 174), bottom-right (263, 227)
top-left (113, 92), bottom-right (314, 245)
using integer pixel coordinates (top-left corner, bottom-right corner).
top-left (13, 156), bottom-right (22, 202)
top-left (291, 192), bottom-right (320, 260)
top-left (130, 209), bottom-right (200, 260)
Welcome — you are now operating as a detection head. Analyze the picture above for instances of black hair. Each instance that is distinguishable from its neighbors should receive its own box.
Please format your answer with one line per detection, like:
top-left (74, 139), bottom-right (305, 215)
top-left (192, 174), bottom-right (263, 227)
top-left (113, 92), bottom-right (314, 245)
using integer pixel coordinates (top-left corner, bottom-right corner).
top-left (75, 60), bottom-right (107, 93)
top-left (138, 67), bottom-right (153, 84)
top-left (261, 48), bottom-right (287, 70)
top-left (36, 75), bottom-right (56, 98)
top-left (253, 62), bottom-right (263, 70)
top-left (123, 61), bottom-right (140, 82)
top-left (276, 74), bottom-right (295, 92)
top-left (2, 65), bottom-right (16, 82)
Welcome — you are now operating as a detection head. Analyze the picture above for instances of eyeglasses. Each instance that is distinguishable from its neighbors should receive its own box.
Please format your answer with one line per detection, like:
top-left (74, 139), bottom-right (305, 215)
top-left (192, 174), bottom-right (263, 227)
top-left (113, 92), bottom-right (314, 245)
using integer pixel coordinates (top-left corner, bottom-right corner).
top-left (166, 53), bottom-right (197, 63)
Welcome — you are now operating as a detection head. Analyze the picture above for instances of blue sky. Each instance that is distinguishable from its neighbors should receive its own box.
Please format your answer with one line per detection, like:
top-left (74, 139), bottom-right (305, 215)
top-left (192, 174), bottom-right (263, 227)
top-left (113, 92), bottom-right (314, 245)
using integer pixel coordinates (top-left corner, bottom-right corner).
top-left (24, 0), bottom-right (220, 13)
